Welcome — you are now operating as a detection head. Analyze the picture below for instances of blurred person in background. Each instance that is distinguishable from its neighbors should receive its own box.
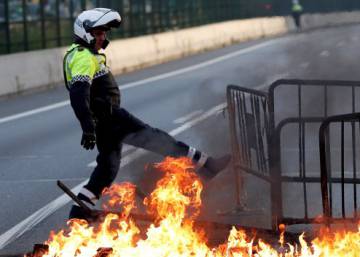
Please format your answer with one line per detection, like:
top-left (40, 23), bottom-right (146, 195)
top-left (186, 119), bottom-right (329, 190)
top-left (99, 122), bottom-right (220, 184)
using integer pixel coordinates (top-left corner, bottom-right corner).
top-left (292, 0), bottom-right (303, 31)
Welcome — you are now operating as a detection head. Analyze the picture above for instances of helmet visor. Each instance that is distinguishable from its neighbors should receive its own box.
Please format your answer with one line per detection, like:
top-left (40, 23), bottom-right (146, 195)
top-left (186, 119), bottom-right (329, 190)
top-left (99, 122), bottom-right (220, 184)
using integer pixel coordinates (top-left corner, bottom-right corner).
top-left (89, 19), bottom-right (121, 32)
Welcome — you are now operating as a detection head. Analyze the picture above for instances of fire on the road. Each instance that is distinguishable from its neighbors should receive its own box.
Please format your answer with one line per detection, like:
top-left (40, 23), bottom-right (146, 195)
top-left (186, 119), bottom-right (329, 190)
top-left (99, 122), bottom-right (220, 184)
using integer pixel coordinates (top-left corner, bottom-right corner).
top-left (35, 157), bottom-right (360, 257)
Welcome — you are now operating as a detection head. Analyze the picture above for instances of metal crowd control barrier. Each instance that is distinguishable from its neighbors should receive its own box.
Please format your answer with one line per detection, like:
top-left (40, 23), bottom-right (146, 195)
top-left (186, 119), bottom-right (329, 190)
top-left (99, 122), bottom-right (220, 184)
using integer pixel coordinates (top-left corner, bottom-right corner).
top-left (227, 79), bottom-right (360, 230)
top-left (226, 85), bottom-right (271, 214)
top-left (319, 113), bottom-right (360, 224)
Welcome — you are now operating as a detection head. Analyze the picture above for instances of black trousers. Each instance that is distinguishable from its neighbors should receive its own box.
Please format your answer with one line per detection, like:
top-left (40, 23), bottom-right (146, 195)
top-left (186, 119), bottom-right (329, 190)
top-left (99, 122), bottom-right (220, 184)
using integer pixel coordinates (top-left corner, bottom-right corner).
top-left (292, 12), bottom-right (301, 29)
top-left (85, 107), bottom-right (189, 197)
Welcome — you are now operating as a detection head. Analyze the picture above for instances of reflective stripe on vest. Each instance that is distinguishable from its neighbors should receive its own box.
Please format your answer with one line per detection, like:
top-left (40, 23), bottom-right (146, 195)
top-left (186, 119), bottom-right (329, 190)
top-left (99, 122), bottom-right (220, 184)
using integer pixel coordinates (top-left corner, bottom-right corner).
top-left (63, 44), bottom-right (109, 89)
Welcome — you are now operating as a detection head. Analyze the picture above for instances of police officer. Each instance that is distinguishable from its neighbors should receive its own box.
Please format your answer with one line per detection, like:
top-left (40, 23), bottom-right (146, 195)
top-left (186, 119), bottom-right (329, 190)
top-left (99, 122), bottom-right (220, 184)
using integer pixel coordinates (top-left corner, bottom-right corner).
top-left (63, 8), bottom-right (231, 220)
top-left (292, 0), bottom-right (303, 31)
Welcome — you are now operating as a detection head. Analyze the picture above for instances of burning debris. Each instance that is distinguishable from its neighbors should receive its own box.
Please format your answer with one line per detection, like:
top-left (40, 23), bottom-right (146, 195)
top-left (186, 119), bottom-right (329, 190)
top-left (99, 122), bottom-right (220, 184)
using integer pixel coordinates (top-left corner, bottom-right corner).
top-left (27, 157), bottom-right (360, 257)
top-left (26, 244), bottom-right (49, 257)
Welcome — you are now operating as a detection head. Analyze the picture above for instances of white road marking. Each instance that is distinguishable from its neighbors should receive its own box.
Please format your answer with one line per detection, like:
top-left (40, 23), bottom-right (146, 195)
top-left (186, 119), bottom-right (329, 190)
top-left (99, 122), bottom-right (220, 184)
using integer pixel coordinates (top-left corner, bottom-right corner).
top-left (0, 155), bottom-right (53, 160)
top-left (0, 181), bottom-right (87, 250)
top-left (320, 50), bottom-right (330, 57)
top-left (173, 110), bottom-right (203, 124)
top-left (261, 72), bottom-right (290, 88)
top-left (0, 38), bottom-right (281, 125)
top-left (119, 40), bottom-right (281, 91)
top-left (0, 178), bottom-right (87, 183)
top-left (0, 101), bottom-right (70, 124)
top-left (299, 62), bottom-right (310, 69)
top-left (169, 104), bottom-right (226, 136)
top-left (336, 41), bottom-right (345, 47)
top-left (216, 108), bottom-right (225, 116)
top-left (122, 144), bottom-right (136, 155)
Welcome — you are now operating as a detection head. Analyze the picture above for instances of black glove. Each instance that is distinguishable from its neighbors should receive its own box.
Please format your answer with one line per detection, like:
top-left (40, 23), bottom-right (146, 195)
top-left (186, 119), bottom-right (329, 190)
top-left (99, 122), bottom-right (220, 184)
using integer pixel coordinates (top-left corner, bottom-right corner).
top-left (81, 132), bottom-right (96, 150)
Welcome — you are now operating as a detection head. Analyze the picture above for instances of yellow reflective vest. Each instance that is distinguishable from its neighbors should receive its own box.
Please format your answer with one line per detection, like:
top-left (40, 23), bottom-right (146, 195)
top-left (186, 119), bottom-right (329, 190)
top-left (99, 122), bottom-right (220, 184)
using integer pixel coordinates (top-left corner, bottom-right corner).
top-left (292, 3), bottom-right (303, 13)
top-left (63, 43), bottom-right (108, 89)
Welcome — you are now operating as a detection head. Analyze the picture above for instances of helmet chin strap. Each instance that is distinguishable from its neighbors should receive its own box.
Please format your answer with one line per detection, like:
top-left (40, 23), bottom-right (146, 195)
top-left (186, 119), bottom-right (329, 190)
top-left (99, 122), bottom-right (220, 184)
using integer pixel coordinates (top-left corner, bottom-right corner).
top-left (102, 39), bottom-right (109, 49)
top-left (88, 33), bottom-right (109, 50)
top-left (88, 39), bottom-right (97, 50)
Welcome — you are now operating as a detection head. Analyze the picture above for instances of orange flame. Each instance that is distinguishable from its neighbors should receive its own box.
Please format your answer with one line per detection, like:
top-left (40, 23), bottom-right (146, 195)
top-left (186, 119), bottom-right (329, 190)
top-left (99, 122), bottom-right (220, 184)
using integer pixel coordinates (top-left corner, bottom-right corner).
top-left (144, 157), bottom-right (202, 221)
top-left (102, 182), bottom-right (136, 218)
top-left (40, 157), bottom-right (360, 257)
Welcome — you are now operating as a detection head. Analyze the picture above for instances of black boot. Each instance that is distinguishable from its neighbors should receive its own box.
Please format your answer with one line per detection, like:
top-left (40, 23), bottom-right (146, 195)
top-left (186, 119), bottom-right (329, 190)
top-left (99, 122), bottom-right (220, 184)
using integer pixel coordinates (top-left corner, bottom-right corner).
top-left (197, 154), bottom-right (231, 180)
top-left (68, 193), bottom-right (96, 221)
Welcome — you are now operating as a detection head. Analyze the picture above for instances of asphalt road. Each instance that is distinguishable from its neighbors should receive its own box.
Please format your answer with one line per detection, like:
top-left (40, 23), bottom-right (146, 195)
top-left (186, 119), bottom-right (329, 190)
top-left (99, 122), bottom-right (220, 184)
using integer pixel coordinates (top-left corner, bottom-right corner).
top-left (1, 24), bottom-right (360, 254)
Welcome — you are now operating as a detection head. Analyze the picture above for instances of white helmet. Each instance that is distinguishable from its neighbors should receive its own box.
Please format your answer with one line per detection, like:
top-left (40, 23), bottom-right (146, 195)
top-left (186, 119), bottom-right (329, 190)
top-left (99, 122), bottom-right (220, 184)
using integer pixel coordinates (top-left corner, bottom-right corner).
top-left (74, 8), bottom-right (121, 49)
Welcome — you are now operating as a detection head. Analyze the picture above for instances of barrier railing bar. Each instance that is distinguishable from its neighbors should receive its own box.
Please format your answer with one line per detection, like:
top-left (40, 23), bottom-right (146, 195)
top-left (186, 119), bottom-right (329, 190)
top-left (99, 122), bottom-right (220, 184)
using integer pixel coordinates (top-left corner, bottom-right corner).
top-left (326, 126), bottom-right (333, 218)
top-left (281, 176), bottom-right (360, 183)
top-left (302, 121), bottom-right (309, 219)
top-left (227, 87), bottom-right (243, 207)
top-left (351, 87), bottom-right (357, 218)
top-left (298, 84), bottom-right (302, 177)
top-left (256, 96), bottom-right (267, 173)
top-left (355, 122), bottom-right (359, 218)
top-left (252, 95), bottom-right (262, 171)
top-left (341, 121), bottom-right (345, 218)
top-left (241, 92), bottom-right (251, 164)
top-left (319, 112), bottom-right (360, 220)
top-left (236, 95), bottom-right (244, 163)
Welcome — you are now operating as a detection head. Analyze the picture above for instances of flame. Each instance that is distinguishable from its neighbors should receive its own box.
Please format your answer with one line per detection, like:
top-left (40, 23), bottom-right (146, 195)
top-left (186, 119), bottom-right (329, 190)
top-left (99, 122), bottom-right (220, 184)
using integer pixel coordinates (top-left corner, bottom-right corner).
top-left (39, 157), bottom-right (360, 257)
top-left (101, 182), bottom-right (136, 218)
top-left (144, 156), bottom-right (202, 221)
